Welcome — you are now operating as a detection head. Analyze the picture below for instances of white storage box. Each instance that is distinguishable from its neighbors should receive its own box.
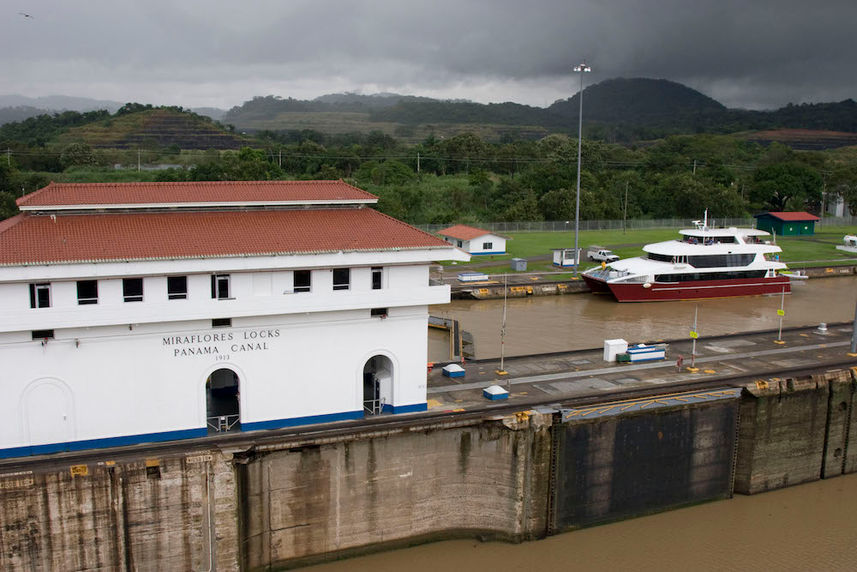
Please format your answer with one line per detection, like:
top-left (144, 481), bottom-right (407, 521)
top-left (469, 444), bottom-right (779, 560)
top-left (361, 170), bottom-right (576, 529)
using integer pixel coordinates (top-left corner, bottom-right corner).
top-left (603, 338), bottom-right (628, 362)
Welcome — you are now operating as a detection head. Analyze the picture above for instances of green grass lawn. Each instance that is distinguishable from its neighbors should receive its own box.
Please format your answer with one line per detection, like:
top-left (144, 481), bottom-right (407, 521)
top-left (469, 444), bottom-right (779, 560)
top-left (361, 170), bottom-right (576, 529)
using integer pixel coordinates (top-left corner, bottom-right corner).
top-left (441, 224), bottom-right (857, 271)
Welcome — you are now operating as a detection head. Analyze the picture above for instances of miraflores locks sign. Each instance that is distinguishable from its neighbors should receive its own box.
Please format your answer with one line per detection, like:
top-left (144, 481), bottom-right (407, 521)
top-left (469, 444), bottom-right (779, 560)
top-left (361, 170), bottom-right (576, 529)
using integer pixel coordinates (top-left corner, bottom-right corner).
top-left (162, 328), bottom-right (281, 358)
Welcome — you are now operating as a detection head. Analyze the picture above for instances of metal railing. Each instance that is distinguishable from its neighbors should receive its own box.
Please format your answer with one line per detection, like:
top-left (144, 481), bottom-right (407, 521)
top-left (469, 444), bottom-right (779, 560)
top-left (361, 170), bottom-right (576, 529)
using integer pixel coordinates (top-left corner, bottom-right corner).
top-left (416, 215), bottom-right (857, 234)
top-left (207, 414), bottom-right (240, 432)
top-left (363, 397), bottom-right (385, 416)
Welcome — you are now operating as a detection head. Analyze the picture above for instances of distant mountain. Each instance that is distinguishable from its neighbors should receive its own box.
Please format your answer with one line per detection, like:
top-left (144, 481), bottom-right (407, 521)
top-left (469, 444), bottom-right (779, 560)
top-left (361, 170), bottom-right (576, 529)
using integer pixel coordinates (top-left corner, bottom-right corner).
top-left (0, 105), bottom-right (49, 126)
top-left (221, 79), bottom-right (856, 144)
top-left (54, 108), bottom-right (248, 150)
top-left (312, 92), bottom-right (439, 108)
top-left (190, 107), bottom-right (228, 121)
top-left (548, 78), bottom-right (726, 124)
top-left (0, 94), bottom-right (124, 113)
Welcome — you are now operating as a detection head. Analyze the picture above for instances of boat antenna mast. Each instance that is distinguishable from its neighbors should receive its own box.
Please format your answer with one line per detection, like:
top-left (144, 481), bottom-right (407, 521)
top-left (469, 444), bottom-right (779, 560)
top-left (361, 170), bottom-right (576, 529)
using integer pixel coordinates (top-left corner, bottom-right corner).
top-left (692, 209), bottom-right (710, 232)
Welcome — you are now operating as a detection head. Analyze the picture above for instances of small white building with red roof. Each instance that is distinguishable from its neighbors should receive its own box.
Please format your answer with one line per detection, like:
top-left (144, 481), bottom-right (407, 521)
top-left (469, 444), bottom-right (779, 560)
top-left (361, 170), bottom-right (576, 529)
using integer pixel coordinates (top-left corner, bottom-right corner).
top-left (0, 180), bottom-right (469, 458)
top-left (437, 224), bottom-right (506, 255)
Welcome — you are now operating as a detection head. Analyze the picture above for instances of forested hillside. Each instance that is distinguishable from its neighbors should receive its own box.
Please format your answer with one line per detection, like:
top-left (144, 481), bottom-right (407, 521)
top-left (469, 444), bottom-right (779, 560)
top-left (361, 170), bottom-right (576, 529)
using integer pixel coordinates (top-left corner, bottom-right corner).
top-left (221, 78), bottom-right (857, 143)
top-left (2, 79), bottom-right (856, 227)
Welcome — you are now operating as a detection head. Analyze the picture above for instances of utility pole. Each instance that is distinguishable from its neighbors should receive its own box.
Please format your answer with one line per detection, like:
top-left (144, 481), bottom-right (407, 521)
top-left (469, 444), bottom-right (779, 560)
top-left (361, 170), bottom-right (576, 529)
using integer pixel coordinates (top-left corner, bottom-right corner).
top-left (417, 152), bottom-right (420, 174)
top-left (6, 148), bottom-right (10, 166)
top-left (573, 62), bottom-right (591, 278)
top-left (623, 180), bottom-right (629, 234)
top-left (137, 149), bottom-right (141, 172)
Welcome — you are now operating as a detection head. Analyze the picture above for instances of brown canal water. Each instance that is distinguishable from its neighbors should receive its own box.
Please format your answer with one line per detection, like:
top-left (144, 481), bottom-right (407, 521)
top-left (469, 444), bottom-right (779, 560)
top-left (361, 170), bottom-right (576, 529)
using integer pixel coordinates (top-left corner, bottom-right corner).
top-left (305, 472), bottom-right (857, 571)
top-left (429, 276), bottom-right (857, 361)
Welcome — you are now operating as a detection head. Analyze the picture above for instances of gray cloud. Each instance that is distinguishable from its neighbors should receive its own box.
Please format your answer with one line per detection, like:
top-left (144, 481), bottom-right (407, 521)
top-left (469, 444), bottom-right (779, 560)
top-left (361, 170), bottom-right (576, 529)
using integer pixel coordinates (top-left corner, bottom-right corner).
top-left (2, 0), bottom-right (855, 110)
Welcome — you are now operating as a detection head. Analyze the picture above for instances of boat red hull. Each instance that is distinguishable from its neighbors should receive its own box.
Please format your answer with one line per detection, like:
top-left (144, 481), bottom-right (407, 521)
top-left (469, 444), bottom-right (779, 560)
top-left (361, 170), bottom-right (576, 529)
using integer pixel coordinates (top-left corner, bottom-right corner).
top-left (585, 275), bottom-right (791, 302)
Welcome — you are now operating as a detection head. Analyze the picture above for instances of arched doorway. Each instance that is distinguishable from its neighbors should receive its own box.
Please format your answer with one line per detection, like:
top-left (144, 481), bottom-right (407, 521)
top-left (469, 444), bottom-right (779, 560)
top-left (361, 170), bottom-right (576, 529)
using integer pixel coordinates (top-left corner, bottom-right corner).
top-left (206, 368), bottom-right (241, 433)
top-left (363, 355), bottom-right (393, 416)
top-left (22, 379), bottom-right (74, 447)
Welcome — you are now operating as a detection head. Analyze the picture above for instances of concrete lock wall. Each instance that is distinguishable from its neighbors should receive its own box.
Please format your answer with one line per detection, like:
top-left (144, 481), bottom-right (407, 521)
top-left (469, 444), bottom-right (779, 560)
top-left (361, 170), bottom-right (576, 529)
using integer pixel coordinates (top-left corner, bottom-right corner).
top-left (734, 369), bottom-right (856, 494)
top-left (238, 414), bottom-right (553, 570)
top-left (552, 398), bottom-right (740, 532)
top-left (0, 452), bottom-right (239, 571)
top-left (2, 369), bottom-right (857, 570)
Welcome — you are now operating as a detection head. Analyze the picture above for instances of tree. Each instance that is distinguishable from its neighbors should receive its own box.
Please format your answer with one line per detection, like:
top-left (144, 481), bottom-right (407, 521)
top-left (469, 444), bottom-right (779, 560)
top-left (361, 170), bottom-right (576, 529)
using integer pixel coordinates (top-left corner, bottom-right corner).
top-left (749, 163), bottom-right (823, 211)
top-left (60, 143), bottom-right (97, 169)
top-left (0, 192), bottom-right (17, 220)
top-left (828, 164), bottom-right (857, 215)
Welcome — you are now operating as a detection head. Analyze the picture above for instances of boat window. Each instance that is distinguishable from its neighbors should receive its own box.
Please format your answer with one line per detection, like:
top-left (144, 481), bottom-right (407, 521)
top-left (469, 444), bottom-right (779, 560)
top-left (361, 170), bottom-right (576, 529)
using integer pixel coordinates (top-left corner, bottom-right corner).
top-left (648, 253), bottom-right (673, 262)
top-left (688, 254), bottom-right (754, 268)
top-left (655, 270), bottom-right (767, 282)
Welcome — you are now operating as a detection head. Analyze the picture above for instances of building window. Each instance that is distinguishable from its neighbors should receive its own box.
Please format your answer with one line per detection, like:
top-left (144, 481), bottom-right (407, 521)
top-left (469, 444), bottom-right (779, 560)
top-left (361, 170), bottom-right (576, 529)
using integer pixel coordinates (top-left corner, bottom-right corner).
top-left (123, 278), bottom-right (144, 302)
top-left (371, 267), bottom-right (383, 290)
top-left (77, 280), bottom-right (98, 305)
top-left (333, 268), bottom-right (350, 291)
top-left (168, 276), bottom-right (187, 300)
top-left (212, 318), bottom-right (232, 328)
top-left (370, 308), bottom-right (388, 318)
top-left (293, 270), bottom-right (311, 293)
top-left (211, 274), bottom-right (230, 299)
top-left (29, 283), bottom-right (51, 308)
top-left (483, 241), bottom-right (493, 250)
top-left (457, 240), bottom-right (463, 247)
top-left (32, 329), bottom-right (55, 340)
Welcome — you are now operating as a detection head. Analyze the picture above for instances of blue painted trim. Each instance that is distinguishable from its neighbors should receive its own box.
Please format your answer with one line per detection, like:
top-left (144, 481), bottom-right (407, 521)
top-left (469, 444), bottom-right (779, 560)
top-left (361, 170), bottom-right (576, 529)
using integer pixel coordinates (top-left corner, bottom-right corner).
top-left (242, 410), bottom-right (363, 431)
top-left (0, 427), bottom-right (207, 459)
top-left (391, 402), bottom-right (428, 414)
top-left (470, 251), bottom-right (506, 256)
top-left (0, 405), bottom-right (429, 459)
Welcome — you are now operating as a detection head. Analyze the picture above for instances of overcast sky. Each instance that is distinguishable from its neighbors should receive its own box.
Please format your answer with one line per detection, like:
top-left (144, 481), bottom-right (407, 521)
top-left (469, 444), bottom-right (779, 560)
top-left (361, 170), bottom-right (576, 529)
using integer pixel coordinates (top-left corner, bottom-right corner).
top-left (3, 0), bottom-right (855, 111)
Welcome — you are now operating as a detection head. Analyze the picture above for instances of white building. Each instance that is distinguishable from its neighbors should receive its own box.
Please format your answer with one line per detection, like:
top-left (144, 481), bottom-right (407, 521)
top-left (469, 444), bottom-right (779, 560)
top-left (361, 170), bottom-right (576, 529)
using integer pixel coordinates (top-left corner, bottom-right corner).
top-left (0, 181), bottom-right (469, 458)
top-left (437, 224), bottom-right (506, 255)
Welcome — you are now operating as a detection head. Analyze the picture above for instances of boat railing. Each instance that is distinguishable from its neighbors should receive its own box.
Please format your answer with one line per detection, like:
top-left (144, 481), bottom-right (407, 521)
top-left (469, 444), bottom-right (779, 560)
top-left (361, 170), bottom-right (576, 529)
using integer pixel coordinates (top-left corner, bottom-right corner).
top-left (587, 269), bottom-right (642, 281)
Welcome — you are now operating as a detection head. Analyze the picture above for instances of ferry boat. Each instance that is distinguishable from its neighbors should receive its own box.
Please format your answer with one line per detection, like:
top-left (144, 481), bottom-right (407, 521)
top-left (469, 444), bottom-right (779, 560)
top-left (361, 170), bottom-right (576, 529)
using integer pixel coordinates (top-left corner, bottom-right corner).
top-left (582, 215), bottom-right (791, 302)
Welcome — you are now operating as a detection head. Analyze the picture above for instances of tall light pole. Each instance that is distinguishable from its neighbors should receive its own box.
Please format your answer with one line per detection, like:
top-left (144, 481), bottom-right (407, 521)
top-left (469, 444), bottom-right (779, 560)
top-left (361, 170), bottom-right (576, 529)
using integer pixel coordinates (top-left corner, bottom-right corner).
top-left (573, 62), bottom-right (591, 277)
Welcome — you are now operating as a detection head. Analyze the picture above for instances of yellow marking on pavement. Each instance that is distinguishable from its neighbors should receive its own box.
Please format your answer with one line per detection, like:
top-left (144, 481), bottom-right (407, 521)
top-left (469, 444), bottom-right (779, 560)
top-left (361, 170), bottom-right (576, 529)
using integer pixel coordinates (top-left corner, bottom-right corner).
top-left (704, 369), bottom-right (716, 374)
top-left (427, 399), bottom-right (443, 409)
top-left (452, 408), bottom-right (465, 412)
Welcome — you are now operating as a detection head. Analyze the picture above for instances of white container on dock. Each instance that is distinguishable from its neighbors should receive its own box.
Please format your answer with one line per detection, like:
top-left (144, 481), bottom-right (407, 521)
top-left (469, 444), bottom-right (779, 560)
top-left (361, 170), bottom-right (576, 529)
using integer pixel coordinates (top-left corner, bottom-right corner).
top-left (603, 338), bottom-right (628, 362)
top-left (626, 344), bottom-right (666, 362)
top-left (483, 384), bottom-right (509, 400)
top-left (442, 363), bottom-right (466, 378)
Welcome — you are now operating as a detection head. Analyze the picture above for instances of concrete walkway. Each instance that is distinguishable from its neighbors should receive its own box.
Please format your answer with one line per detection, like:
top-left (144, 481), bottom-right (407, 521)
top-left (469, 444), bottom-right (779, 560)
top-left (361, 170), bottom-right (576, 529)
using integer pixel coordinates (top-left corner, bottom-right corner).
top-left (426, 324), bottom-right (857, 412)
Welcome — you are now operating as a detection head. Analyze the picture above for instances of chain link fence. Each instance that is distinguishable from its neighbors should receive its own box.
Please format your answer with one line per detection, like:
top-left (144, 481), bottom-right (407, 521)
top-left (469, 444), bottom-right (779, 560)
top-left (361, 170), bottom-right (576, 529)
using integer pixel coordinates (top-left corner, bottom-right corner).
top-left (416, 216), bottom-right (857, 234)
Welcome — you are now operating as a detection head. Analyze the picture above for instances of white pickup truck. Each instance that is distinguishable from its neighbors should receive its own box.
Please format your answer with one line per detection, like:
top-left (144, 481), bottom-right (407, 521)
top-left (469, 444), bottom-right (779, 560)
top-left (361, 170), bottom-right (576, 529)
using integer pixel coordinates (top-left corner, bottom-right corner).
top-left (587, 246), bottom-right (619, 263)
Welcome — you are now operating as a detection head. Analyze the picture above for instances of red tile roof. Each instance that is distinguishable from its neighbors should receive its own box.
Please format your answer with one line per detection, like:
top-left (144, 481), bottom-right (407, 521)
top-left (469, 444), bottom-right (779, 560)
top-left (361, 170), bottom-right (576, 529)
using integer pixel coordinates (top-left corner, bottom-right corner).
top-left (756, 211), bottom-right (820, 222)
top-left (0, 208), bottom-right (451, 265)
top-left (437, 224), bottom-right (496, 240)
top-left (17, 180), bottom-right (377, 208)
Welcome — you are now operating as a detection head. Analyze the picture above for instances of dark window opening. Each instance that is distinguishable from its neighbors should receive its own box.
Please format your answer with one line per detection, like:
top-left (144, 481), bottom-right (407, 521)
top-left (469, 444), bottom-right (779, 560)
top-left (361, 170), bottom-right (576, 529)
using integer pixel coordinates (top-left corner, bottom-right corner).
top-left (146, 464), bottom-right (161, 480)
top-left (29, 283), bottom-right (51, 308)
top-left (483, 241), bottom-right (493, 250)
top-left (32, 329), bottom-right (55, 340)
top-left (168, 276), bottom-right (187, 300)
top-left (294, 270), bottom-right (311, 293)
top-left (372, 267), bottom-right (383, 290)
top-left (123, 278), bottom-right (144, 302)
top-left (212, 318), bottom-right (232, 328)
top-left (333, 268), bottom-right (350, 291)
top-left (211, 274), bottom-right (230, 299)
top-left (77, 280), bottom-right (98, 305)
top-left (371, 308), bottom-right (388, 318)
